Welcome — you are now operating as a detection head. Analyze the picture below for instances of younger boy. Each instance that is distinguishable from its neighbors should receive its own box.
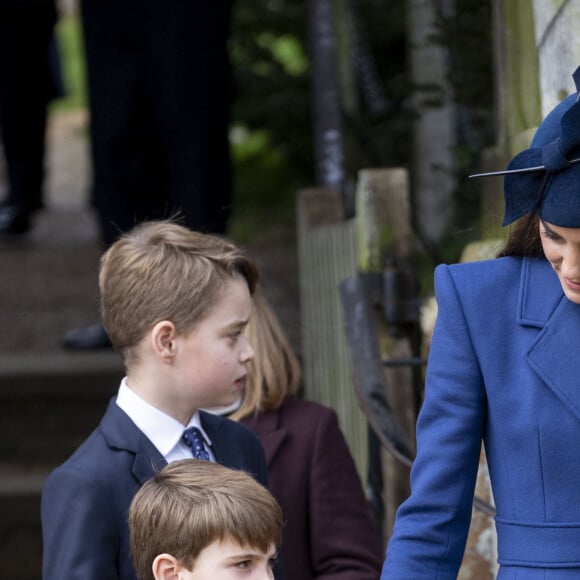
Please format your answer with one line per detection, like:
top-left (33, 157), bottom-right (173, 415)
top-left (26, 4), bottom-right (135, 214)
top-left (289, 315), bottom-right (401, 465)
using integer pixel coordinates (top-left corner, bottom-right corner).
top-left (41, 220), bottom-right (270, 580)
top-left (129, 458), bottom-right (283, 580)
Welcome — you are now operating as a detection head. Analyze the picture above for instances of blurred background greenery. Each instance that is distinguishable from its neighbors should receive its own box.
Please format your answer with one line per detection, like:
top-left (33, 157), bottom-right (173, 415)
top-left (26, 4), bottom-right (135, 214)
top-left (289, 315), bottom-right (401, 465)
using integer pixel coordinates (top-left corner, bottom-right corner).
top-left (51, 1), bottom-right (494, 263)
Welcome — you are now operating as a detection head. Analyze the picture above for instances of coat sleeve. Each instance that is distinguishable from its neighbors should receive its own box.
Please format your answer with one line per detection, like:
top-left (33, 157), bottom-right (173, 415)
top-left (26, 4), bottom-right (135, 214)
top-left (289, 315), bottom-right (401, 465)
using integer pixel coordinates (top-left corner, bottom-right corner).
top-left (381, 264), bottom-right (486, 578)
top-left (308, 406), bottom-right (384, 579)
top-left (41, 465), bottom-right (122, 580)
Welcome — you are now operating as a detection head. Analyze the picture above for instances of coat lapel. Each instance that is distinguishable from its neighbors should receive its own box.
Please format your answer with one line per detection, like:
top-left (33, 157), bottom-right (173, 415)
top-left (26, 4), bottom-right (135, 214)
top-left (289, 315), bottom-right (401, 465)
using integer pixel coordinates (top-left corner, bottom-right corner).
top-left (200, 411), bottom-right (269, 488)
top-left (132, 437), bottom-right (166, 484)
top-left (520, 258), bottom-right (580, 421)
top-left (240, 408), bottom-right (289, 466)
top-left (200, 411), bottom-right (241, 468)
top-left (517, 257), bottom-right (562, 327)
top-left (526, 298), bottom-right (580, 421)
top-left (100, 397), bottom-right (167, 484)
top-left (259, 430), bottom-right (289, 465)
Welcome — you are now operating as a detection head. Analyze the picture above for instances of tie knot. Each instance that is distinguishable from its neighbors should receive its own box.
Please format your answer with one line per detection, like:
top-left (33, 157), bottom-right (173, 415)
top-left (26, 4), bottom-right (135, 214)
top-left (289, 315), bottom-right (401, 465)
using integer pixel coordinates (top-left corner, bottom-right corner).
top-left (182, 427), bottom-right (210, 461)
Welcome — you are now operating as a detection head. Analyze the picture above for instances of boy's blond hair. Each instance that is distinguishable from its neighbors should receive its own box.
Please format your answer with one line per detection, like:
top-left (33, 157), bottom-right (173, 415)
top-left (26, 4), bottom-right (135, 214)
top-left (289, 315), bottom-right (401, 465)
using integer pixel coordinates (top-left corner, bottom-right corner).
top-left (99, 220), bottom-right (258, 358)
top-left (230, 286), bottom-right (301, 420)
top-left (128, 459), bottom-right (283, 580)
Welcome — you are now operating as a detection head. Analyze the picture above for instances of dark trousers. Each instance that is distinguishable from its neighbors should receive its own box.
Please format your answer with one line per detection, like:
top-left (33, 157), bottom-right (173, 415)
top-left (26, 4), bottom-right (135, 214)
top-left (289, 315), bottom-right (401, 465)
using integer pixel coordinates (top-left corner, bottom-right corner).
top-left (0, 0), bottom-right (57, 211)
top-left (80, 0), bottom-right (233, 247)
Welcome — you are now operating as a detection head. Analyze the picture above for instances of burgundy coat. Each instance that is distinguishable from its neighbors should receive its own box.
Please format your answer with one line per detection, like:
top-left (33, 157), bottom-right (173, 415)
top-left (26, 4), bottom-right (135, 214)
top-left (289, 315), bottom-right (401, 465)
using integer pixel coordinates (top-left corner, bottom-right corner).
top-left (241, 395), bottom-right (383, 580)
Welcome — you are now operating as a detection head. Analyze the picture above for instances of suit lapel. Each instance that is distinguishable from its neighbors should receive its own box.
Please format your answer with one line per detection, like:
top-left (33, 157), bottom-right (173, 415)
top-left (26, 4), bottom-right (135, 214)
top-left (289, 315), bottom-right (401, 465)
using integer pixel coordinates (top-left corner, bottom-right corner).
top-left (200, 411), bottom-right (240, 467)
top-left (132, 436), bottom-right (166, 484)
top-left (100, 397), bottom-right (167, 484)
top-left (520, 258), bottom-right (580, 421)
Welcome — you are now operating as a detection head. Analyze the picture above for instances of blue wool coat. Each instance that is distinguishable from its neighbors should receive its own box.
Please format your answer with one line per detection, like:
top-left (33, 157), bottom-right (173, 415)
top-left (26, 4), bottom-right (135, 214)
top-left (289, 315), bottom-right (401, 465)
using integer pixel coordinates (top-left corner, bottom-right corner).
top-left (382, 256), bottom-right (580, 579)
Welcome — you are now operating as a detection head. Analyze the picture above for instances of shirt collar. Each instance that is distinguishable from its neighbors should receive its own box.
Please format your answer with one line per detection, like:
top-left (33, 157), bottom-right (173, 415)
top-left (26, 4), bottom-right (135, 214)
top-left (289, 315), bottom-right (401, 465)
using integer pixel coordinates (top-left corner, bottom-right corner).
top-left (202, 396), bottom-right (243, 417)
top-left (116, 378), bottom-right (212, 458)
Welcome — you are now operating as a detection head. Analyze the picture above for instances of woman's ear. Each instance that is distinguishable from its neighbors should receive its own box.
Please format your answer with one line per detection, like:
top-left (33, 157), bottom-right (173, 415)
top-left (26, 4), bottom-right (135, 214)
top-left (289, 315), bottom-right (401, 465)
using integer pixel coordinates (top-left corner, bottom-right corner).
top-left (150, 320), bottom-right (177, 364)
top-left (151, 553), bottom-right (181, 579)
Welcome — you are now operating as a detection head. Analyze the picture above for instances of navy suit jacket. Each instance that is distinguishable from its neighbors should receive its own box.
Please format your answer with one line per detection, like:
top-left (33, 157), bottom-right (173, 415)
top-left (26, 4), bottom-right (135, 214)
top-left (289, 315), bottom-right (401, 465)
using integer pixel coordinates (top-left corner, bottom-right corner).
top-left (41, 398), bottom-right (269, 580)
top-left (383, 257), bottom-right (580, 578)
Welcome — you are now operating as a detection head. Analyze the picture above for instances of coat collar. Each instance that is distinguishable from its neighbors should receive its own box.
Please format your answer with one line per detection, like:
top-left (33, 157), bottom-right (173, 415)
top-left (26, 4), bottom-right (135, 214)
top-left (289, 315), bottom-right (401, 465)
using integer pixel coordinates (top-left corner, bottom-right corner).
top-left (241, 406), bottom-right (289, 466)
top-left (517, 257), bottom-right (563, 327)
top-left (519, 258), bottom-right (580, 421)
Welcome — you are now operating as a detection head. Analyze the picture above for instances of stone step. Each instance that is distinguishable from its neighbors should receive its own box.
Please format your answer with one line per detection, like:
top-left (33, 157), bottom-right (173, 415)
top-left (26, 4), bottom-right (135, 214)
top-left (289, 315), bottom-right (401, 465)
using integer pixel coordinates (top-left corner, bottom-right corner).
top-left (0, 351), bottom-right (123, 467)
top-left (0, 352), bottom-right (124, 580)
top-left (0, 465), bottom-right (49, 496)
top-left (0, 351), bottom-right (124, 395)
top-left (0, 488), bottom-right (43, 580)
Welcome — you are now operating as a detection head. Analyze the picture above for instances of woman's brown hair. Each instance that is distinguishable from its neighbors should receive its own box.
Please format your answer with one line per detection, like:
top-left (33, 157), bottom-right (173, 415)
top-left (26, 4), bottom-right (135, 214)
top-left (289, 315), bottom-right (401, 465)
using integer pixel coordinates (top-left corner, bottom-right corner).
top-left (497, 213), bottom-right (544, 258)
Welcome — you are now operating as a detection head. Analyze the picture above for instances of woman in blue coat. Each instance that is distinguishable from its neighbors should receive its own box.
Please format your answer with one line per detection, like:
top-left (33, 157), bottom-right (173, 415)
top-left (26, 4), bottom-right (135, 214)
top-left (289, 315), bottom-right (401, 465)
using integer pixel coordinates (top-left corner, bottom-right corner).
top-left (382, 66), bottom-right (580, 579)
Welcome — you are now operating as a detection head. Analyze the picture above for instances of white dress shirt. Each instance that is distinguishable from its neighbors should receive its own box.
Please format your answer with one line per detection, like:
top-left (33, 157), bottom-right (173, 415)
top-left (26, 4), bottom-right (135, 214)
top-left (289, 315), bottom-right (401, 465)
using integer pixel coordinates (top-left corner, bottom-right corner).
top-left (115, 377), bottom-right (215, 463)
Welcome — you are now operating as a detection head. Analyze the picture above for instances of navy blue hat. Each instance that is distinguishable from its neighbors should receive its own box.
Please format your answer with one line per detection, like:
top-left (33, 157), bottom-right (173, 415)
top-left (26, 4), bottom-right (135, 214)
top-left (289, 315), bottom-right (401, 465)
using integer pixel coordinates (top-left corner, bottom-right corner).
top-left (471, 67), bottom-right (580, 227)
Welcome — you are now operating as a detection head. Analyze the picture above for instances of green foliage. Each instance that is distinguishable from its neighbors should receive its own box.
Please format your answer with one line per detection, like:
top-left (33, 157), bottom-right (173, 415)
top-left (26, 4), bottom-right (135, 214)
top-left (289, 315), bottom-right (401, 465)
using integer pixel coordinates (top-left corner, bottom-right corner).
top-left (339, 0), bottom-right (411, 175)
top-left (231, 1), bottom-right (313, 184)
top-left (228, 0), bottom-right (410, 240)
top-left (434, 0), bottom-right (495, 261)
top-left (255, 33), bottom-right (308, 76)
top-left (229, 2), bottom-right (314, 241)
top-left (229, 127), bottom-right (301, 243)
top-left (47, 3), bottom-right (496, 259)
top-left (50, 14), bottom-right (86, 112)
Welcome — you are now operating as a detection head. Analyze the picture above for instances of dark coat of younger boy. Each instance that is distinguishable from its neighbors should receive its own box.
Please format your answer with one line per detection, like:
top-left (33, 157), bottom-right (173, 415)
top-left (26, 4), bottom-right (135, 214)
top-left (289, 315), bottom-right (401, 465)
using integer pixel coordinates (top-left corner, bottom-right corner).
top-left (41, 221), bottom-right (271, 580)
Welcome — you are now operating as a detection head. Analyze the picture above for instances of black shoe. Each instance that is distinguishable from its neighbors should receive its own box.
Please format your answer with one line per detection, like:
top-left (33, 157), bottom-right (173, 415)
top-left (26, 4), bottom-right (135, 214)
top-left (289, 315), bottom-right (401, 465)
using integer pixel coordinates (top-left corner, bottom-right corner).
top-left (0, 205), bottom-right (31, 235)
top-left (62, 322), bottom-right (113, 350)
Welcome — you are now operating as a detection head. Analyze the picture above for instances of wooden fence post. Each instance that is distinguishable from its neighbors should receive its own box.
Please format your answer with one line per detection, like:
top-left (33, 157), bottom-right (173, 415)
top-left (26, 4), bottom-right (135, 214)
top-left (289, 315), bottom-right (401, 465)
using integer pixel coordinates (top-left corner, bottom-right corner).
top-left (355, 168), bottom-right (420, 539)
top-left (297, 187), bottom-right (368, 478)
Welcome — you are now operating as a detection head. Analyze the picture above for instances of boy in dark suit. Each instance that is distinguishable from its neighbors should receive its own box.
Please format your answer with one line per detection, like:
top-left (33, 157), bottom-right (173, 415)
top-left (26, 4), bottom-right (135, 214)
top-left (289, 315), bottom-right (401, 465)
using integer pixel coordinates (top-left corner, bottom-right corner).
top-left (128, 459), bottom-right (282, 580)
top-left (41, 220), bottom-right (270, 580)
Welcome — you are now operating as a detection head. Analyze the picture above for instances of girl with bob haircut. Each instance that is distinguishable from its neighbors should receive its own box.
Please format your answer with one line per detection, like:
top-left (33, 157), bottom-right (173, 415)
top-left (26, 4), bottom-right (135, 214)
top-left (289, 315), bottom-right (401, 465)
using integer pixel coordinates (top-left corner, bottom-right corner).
top-left (211, 286), bottom-right (384, 579)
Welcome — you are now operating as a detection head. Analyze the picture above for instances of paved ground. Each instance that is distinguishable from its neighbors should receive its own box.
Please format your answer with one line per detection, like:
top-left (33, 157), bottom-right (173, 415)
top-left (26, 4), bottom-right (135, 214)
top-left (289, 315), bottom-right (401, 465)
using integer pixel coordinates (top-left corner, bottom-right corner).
top-left (0, 109), bottom-right (300, 356)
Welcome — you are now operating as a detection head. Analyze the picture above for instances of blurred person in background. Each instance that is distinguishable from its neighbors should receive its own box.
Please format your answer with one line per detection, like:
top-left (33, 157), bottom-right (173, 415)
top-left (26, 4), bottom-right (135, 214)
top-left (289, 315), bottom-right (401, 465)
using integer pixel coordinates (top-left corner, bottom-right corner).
top-left (0, 0), bottom-right (60, 235)
top-left (63, 1), bottom-right (234, 349)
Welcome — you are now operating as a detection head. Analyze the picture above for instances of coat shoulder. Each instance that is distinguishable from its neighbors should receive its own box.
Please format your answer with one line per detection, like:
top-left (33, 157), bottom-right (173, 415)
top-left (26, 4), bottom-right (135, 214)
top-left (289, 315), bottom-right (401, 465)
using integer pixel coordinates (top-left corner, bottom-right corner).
top-left (436, 256), bottom-right (554, 313)
top-left (278, 397), bottom-right (348, 453)
top-left (279, 394), bottom-right (336, 420)
top-left (441, 255), bottom-right (522, 287)
top-left (435, 256), bottom-right (522, 310)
